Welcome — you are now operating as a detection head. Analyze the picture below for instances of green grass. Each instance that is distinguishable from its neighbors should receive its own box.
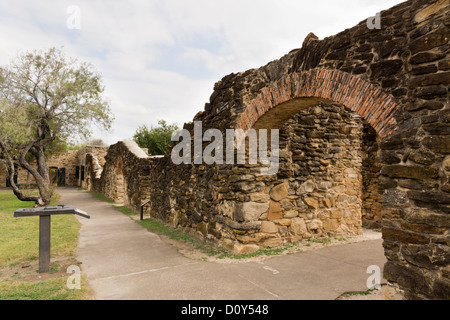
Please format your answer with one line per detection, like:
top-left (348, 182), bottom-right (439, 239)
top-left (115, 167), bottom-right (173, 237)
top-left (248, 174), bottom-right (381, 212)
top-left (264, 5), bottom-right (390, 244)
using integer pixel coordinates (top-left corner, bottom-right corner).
top-left (113, 205), bottom-right (135, 217)
top-left (0, 191), bottom-right (79, 267)
top-left (339, 286), bottom-right (380, 298)
top-left (0, 276), bottom-right (90, 300)
top-left (112, 205), bottom-right (299, 260)
top-left (0, 190), bottom-right (91, 300)
top-left (87, 190), bottom-right (115, 203)
top-left (307, 237), bottom-right (332, 245)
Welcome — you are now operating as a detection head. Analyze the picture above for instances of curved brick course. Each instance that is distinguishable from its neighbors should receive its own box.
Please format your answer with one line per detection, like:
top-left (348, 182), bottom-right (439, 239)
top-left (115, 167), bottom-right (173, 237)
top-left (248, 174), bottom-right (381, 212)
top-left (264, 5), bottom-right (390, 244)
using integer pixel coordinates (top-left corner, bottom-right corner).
top-left (237, 70), bottom-right (398, 139)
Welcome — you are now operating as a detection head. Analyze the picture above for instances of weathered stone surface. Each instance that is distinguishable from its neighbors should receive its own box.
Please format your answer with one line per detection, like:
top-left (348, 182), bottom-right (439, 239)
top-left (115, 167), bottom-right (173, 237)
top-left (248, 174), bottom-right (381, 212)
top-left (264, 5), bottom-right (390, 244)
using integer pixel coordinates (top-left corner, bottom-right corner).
top-left (407, 191), bottom-right (450, 205)
top-left (381, 165), bottom-right (439, 180)
top-left (304, 197), bottom-right (319, 209)
top-left (268, 201), bottom-right (283, 221)
top-left (382, 227), bottom-right (430, 245)
top-left (269, 182), bottom-right (289, 201)
top-left (409, 52), bottom-right (446, 65)
top-left (370, 60), bottom-right (403, 77)
top-left (261, 221), bottom-right (278, 234)
top-left (438, 59), bottom-right (450, 71)
top-left (409, 72), bottom-right (450, 88)
top-left (417, 86), bottom-right (448, 99)
top-left (422, 101), bottom-right (444, 110)
top-left (397, 179), bottom-right (438, 190)
top-left (410, 27), bottom-right (450, 54)
top-left (233, 243), bottom-right (260, 255)
top-left (380, 134), bottom-right (403, 150)
top-left (381, 150), bottom-right (401, 164)
top-left (411, 64), bottom-right (438, 76)
top-left (401, 222), bottom-right (447, 235)
top-left (298, 180), bottom-right (315, 193)
top-left (284, 210), bottom-right (299, 218)
top-left (309, 219), bottom-right (323, 232)
top-left (408, 149), bottom-right (436, 165)
top-left (234, 202), bottom-right (269, 222)
top-left (384, 261), bottom-right (430, 295)
top-left (422, 136), bottom-right (450, 154)
top-left (290, 218), bottom-right (308, 236)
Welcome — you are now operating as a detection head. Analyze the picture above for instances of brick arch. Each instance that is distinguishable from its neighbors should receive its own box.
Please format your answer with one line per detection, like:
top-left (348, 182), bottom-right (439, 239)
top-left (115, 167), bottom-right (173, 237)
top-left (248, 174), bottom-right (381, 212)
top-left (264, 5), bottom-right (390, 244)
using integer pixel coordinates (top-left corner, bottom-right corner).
top-left (236, 69), bottom-right (399, 139)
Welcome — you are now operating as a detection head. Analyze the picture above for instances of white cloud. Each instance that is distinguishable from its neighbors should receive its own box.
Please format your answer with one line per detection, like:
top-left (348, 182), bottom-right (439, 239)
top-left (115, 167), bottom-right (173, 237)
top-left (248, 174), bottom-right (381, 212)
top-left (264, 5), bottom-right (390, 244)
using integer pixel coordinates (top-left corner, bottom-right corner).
top-left (0, 0), bottom-right (405, 145)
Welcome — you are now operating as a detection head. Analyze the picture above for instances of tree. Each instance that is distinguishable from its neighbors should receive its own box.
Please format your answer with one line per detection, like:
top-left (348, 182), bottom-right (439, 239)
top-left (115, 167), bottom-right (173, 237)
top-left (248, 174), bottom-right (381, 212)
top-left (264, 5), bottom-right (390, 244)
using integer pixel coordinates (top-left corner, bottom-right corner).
top-left (133, 120), bottom-right (179, 156)
top-left (0, 47), bottom-right (113, 206)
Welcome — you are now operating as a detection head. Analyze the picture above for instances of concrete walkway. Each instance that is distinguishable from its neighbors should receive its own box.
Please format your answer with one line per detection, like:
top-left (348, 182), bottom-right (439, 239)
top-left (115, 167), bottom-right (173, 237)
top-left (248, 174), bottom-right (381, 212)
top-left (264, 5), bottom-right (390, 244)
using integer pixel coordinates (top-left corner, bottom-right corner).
top-left (59, 187), bottom-right (387, 300)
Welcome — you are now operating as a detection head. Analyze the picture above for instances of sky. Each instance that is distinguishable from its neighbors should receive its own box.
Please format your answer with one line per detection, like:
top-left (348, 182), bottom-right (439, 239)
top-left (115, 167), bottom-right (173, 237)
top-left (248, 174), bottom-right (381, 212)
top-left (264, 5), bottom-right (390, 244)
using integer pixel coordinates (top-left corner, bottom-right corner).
top-left (0, 0), bottom-right (405, 145)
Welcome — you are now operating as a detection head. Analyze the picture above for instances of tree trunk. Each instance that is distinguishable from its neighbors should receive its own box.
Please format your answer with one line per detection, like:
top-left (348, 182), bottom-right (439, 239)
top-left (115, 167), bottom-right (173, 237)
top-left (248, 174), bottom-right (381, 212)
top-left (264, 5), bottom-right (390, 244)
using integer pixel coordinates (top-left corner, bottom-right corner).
top-left (1, 140), bottom-right (53, 207)
top-left (33, 144), bottom-right (52, 206)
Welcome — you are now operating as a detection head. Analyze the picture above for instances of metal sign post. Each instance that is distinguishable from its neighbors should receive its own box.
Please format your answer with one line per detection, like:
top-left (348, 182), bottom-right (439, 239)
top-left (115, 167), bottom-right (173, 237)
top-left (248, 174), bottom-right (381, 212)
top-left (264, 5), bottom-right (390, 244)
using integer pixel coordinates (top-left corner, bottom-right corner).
top-left (14, 205), bottom-right (90, 273)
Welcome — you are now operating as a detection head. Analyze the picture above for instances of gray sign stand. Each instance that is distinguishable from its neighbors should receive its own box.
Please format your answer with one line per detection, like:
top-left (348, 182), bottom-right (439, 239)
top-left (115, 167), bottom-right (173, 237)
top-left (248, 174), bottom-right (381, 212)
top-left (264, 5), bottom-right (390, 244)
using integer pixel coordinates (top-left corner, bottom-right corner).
top-left (14, 205), bottom-right (90, 273)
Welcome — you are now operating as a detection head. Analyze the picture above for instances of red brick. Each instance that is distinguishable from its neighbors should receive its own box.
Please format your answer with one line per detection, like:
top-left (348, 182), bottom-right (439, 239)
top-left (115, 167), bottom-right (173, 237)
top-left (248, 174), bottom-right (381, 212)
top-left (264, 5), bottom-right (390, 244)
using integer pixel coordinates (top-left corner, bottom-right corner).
top-left (238, 69), bottom-right (399, 138)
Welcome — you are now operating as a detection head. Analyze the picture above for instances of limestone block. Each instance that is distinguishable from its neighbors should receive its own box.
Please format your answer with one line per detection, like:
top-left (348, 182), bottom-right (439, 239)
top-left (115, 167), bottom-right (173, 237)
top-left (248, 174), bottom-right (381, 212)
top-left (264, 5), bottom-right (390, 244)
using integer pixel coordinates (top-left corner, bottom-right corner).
top-left (249, 193), bottom-right (271, 202)
top-left (261, 221), bottom-right (278, 234)
top-left (218, 201), bottom-right (235, 219)
top-left (234, 202), bottom-right (269, 222)
top-left (298, 180), bottom-right (315, 193)
top-left (323, 218), bottom-right (339, 231)
top-left (290, 218), bottom-right (308, 236)
top-left (268, 201), bottom-right (283, 220)
top-left (262, 236), bottom-right (283, 248)
top-left (233, 243), bottom-right (260, 255)
top-left (304, 197), bottom-right (319, 209)
top-left (277, 219), bottom-right (292, 226)
top-left (309, 219), bottom-right (323, 232)
top-left (284, 210), bottom-right (299, 218)
top-left (269, 182), bottom-right (289, 201)
top-left (330, 208), bottom-right (345, 219)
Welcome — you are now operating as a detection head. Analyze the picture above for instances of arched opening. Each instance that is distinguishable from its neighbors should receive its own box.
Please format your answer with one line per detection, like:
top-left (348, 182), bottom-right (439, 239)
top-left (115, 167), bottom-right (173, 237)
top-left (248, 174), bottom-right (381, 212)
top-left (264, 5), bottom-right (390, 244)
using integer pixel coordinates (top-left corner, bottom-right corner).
top-left (260, 101), bottom-right (383, 240)
top-left (229, 70), bottom-right (396, 246)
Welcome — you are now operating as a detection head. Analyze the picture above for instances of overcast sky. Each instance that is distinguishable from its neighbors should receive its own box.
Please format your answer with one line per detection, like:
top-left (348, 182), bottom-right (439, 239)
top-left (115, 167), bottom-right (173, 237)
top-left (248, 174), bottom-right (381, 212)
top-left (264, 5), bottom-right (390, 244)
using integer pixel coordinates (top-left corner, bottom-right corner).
top-left (0, 0), bottom-right (405, 145)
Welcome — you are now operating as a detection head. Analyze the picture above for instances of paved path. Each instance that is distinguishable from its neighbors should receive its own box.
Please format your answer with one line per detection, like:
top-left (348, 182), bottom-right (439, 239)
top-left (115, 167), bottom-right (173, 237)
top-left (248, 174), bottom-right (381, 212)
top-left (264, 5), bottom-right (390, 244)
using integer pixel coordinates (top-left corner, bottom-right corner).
top-left (59, 187), bottom-right (387, 300)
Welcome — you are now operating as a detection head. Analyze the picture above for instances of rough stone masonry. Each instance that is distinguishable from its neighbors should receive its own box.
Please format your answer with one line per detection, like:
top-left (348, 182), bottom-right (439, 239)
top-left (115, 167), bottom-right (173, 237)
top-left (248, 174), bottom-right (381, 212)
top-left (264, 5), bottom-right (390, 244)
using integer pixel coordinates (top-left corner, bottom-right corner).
top-left (83, 0), bottom-right (449, 300)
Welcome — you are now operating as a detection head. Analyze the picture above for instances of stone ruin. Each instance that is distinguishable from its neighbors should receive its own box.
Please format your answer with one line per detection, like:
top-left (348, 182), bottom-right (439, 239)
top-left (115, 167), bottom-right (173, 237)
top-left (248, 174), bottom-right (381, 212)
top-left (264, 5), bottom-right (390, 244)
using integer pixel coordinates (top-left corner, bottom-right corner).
top-left (2, 0), bottom-right (448, 300)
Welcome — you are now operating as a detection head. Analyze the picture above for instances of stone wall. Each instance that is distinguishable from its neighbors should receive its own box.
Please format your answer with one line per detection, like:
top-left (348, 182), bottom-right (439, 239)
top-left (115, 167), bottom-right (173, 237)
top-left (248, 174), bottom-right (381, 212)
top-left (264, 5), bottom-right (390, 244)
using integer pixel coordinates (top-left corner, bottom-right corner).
top-left (275, 103), bottom-right (373, 238)
top-left (84, 0), bottom-right (448, 300)
top-left (84, 140), bottom-right (154, 210)
top-left (0, 150), bottom-right (79, 188)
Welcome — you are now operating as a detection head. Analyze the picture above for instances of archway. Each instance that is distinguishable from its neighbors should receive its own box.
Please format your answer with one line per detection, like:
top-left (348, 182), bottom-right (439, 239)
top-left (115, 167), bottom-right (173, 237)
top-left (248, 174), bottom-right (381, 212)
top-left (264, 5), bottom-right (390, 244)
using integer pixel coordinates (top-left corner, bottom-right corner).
top-left (236, 70), bottom-right (398, 139)
top-left (272, 102), bottom-right (383, 237)
top-left (232, 70), bottom-right (397, 234)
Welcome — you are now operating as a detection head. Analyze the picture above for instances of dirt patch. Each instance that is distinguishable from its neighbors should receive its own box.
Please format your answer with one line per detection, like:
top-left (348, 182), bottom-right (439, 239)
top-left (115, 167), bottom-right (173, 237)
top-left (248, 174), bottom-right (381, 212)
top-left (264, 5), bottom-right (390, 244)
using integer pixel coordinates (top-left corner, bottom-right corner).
top-left (0, 257), bottom-right (80, 282)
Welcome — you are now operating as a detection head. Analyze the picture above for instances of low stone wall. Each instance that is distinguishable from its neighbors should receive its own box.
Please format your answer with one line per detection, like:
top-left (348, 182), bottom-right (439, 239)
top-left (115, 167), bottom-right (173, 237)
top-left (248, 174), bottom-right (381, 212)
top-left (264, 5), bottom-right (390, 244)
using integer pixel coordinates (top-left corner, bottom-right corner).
top-left (85, 140), bottom-right (158, 211)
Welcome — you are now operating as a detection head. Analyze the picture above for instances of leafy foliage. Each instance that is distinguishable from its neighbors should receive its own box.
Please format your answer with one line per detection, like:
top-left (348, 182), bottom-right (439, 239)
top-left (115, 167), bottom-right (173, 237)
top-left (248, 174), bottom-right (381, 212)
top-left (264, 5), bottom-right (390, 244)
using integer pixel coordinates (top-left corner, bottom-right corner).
top-left (133, 120), bottom-right (179, 156)
top-left (0, 47), bottom-right (113, 205)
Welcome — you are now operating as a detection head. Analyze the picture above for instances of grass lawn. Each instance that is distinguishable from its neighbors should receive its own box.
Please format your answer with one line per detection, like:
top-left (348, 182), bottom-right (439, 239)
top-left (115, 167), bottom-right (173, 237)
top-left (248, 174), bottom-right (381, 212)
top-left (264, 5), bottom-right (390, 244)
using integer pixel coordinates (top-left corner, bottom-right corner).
top-left (0, 189), bottom-right (92, 300)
